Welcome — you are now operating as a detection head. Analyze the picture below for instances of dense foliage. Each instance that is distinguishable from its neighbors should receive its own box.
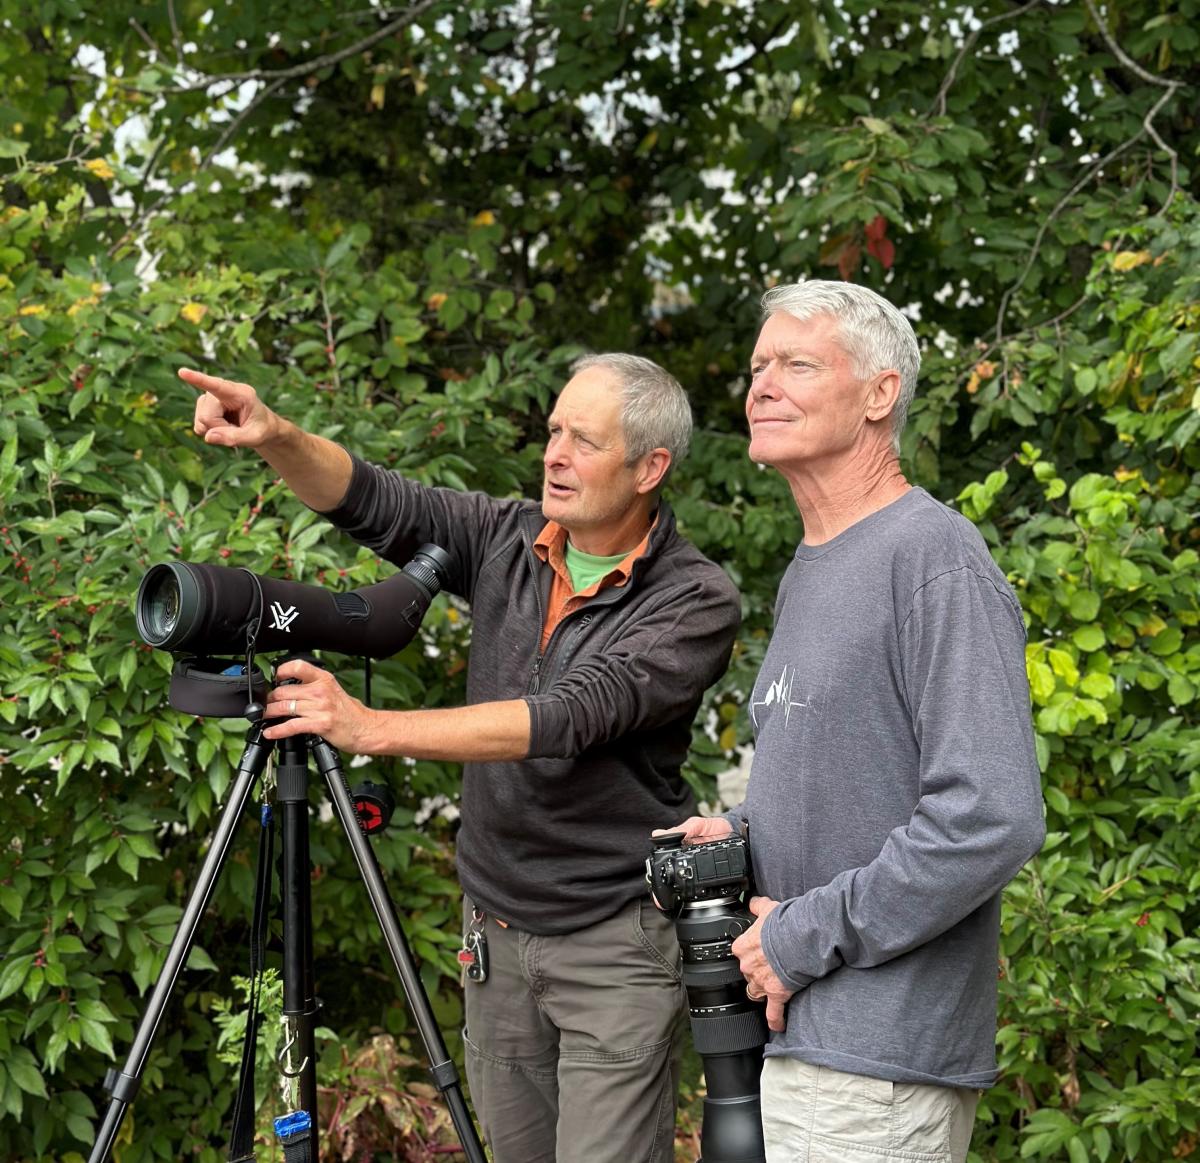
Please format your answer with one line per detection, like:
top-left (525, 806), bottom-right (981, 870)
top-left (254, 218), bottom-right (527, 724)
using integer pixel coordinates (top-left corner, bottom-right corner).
top-left (1, 1), bottom-right (1196, 1160)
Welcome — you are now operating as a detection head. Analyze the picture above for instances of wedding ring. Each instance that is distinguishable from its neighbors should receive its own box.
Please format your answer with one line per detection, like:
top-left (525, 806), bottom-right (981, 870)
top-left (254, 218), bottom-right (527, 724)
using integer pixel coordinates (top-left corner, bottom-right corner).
top-left (289, 698), bottom-right (297, 714)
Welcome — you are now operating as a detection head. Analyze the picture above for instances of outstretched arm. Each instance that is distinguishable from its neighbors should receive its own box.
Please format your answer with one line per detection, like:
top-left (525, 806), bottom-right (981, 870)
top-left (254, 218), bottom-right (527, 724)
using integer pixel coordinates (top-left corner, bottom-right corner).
top-left (180, 368), bottom-right (353, 512)
top-left (261, 657), bottom-right (531, 760)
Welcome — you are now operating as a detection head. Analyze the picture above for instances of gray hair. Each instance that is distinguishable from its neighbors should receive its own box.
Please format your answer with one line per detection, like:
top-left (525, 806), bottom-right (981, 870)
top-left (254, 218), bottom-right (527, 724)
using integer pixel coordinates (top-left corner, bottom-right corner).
top-left (571, 353), bottom-right (693, 469)
top-left (760, 281), bottom-right (920, 452)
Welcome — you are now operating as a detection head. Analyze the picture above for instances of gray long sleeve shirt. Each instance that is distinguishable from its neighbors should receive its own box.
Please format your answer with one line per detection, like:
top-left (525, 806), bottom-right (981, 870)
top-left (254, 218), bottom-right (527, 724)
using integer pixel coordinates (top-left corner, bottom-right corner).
top-left (733, 488), bottom-right (1044, 1088)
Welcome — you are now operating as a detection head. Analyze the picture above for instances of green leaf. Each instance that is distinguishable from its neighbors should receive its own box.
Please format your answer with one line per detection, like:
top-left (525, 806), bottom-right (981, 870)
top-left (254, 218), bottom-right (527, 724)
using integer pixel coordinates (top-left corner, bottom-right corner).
top-left (0, 885), bottom-right (22, 920)
top-left (1071, 625), bottom-right (1105, 651)
top-left (8, 1058), bottom-right (48, 1098)
top-left (78, 1016), bottom-right (115, 1058)
top-left (0, 955), bottom-right (33, 1001)
top-left (1044, 785), bottom-right (1071, 816)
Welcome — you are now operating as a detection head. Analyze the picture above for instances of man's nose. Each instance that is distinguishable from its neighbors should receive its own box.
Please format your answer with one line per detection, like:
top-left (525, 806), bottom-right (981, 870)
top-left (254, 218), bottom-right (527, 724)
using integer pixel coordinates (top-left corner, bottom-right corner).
top-left (544, 434), bottom-right (566, 467)
top-left (749, 367), bottom-right (780, 400)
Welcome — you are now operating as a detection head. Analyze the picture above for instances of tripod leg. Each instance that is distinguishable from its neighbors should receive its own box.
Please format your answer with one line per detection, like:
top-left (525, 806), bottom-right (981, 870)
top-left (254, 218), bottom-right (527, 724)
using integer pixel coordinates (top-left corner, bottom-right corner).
top-left (275, 735), bottom-right (320, 1135)
top-left (89, 729), bottom-right (275, 1163)
top-left (310, 738), bottom-right (488, 1163)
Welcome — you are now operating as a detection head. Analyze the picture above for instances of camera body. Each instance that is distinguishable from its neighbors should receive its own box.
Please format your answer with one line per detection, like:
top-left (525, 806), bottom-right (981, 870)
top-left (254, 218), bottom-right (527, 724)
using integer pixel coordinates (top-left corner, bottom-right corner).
top-left (647, 831), bottom-right (753, 914)
top-left (648, 830), bottom-right (766, 1163)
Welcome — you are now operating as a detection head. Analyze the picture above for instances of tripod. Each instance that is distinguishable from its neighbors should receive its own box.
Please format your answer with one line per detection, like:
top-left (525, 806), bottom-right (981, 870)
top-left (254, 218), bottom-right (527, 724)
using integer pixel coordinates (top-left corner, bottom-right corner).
top-left (88, 715), bottom-right (487, 1163)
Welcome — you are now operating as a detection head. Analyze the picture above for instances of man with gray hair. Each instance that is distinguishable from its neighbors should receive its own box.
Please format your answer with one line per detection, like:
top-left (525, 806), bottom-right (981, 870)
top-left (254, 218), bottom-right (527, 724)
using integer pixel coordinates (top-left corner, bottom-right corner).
top-left (183, 353), bottom-right (740, 1163)
top-left (666, 280), bottom-right (1044, 1161)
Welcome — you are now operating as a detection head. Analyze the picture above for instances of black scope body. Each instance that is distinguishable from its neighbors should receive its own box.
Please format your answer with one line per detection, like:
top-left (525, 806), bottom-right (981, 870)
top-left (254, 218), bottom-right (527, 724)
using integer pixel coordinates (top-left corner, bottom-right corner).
top-left (135, 543), bottom-right (452, 660)
top-left (648, 831), bottom-right (767, 1163)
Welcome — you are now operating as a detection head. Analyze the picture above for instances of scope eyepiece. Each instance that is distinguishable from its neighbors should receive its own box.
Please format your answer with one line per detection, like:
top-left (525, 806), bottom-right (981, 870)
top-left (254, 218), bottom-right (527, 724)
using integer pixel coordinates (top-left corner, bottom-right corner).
top-left (402, 544), bottom-right (453, 598)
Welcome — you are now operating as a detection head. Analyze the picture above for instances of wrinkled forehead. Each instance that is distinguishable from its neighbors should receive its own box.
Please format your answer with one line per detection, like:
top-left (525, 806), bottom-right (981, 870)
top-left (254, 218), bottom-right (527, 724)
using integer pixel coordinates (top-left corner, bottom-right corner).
top-left (549, 366), bottom-right (625, 432)
top-left (751, 310), bottom-right (850, 365)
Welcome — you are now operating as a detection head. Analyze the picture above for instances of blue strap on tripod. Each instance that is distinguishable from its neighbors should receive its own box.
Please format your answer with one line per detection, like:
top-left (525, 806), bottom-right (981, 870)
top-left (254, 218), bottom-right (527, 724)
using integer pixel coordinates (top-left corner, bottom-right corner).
top-left (274, 1110), bottom-right (314, 1163)
top-left (226, 803), bottom-right (275, 1162)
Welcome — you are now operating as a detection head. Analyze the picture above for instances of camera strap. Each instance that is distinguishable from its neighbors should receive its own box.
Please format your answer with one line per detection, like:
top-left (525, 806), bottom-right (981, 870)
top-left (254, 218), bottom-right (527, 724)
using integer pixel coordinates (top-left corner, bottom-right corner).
top-left (226, 800), bottom-right (276, 1162)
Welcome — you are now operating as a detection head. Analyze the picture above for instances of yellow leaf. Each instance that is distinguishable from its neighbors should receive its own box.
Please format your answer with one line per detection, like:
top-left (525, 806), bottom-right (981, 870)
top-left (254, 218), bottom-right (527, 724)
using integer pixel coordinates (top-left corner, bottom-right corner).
top-left (370, 83), bottom-right (386, 110)
top-left (1112, 250), bottom-right (1151, 272)
top-left (426, 292), bottom-right (448, 311)
top-left (1137, 614), bottom-right (1167, 638)
top-left (180, 302), bottom-right (207, 324)
top-left (18, 303), bottom-right (46, 316)
top-left (83, 157), bottom-right (115, 181)
top-left (472, 210), bottom-right (495, 227)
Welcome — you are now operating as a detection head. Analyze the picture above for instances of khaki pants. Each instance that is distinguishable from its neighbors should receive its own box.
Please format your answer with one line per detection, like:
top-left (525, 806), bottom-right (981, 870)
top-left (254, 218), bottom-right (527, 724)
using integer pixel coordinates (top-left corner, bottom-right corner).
top-left (461, 894), bottom-right (687, 1163)
top-left (761, 1058), bottom-right (980, 1163)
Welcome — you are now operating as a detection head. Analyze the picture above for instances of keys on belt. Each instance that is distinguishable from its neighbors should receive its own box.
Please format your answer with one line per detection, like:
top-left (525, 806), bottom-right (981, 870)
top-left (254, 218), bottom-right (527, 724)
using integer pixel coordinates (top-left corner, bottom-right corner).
top-left (458, 908), bottom-right (489, 984)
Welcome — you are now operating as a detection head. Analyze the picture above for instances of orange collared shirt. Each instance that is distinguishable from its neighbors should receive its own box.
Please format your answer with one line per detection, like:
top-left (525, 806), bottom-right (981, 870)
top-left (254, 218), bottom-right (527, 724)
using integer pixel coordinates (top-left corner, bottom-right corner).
top-left (532, 519), bottom-right (655, 651)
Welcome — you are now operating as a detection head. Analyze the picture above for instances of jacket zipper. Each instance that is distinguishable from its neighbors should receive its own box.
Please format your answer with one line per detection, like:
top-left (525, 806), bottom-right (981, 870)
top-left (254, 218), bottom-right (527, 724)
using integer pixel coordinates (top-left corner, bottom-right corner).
top-left (523, 516), bottom-right (653, 694)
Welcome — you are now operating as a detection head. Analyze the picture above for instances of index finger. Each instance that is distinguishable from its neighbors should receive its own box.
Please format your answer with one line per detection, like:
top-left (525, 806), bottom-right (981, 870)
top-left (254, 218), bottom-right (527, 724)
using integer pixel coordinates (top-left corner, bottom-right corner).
top-left (273, 658), bottom-right (324, 684)
top-left (178, 367), bottom-right (252, 401)
top-left (765, 998), bottom-right (787, 1032)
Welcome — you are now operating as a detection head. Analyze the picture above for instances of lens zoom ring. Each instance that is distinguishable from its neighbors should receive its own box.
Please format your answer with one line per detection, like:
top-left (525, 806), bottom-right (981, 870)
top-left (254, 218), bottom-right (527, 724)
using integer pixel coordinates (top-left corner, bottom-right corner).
top-left (689, 1008), bottom-right (769, 1055)
top-left (682, 960), bottom-right (747, 988)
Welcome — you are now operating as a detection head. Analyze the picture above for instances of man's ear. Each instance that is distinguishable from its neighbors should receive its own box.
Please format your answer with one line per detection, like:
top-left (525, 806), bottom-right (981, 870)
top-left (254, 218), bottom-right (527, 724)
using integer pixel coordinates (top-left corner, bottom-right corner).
top-left (636, 448), bottom-right (672, 495)
top-left (865, 369), bottom-right (903, 424)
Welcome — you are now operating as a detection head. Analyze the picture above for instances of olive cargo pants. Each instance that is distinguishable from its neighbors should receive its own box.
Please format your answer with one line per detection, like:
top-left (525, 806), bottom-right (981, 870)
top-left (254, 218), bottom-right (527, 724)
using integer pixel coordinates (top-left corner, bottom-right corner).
top-left (461, 894), bottom-right (688, 1163)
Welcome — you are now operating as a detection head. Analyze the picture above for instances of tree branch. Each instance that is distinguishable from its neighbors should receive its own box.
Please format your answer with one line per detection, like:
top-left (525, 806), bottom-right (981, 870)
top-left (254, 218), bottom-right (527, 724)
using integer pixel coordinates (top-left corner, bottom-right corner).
top-left (928, 0), bottom-right (1044, 119)
top-left (987, 1), bottom-right (1187, 343)
top-left (200, 77), bottom-right (288, 169)
top-left (993, 81), bottom-right (1178, 344)
top-left (1082, 0), bottom-right (1185, 208)
top-left (152, 0), bottom-right (443, 94)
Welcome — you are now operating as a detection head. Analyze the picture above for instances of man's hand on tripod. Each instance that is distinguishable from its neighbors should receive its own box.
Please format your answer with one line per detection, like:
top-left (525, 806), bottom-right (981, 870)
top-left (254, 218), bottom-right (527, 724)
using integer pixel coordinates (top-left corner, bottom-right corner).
top-left (263, 658), bottom-right (379, 753)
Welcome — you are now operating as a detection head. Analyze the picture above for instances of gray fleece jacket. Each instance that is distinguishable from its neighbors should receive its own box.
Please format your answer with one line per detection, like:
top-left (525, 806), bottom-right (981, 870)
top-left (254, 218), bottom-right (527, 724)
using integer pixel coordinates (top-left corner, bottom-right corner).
top-left (325, 454), bottom-right (742, 933)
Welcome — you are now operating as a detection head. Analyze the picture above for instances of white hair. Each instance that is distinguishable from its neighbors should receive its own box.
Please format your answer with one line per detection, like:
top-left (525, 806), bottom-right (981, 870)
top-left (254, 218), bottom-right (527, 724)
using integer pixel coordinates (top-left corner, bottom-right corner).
top-left (761, 281), bottom-right (920, 452)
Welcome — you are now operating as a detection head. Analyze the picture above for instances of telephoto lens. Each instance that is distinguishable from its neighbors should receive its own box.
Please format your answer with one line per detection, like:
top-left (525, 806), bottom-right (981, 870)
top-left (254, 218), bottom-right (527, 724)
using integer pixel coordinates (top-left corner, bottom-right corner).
top-left (135, 544), bottom-right (452, 660)
top-left (647, 832), bottom-right (767, 1163)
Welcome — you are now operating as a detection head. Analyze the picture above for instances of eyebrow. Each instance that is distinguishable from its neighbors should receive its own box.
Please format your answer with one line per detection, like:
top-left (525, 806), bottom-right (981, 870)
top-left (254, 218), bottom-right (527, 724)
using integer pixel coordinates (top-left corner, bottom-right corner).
top-left (749, 347), bottom-right (825, 371)
top-left (548, 416), bottom-right (598, 442)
